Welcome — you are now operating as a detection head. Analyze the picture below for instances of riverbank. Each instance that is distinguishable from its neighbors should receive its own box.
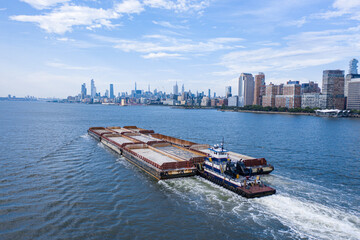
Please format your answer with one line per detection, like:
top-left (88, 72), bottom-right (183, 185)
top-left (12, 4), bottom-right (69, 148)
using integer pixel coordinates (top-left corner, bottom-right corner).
top-left (219, 109), bottom-right (315, 116)
top-left (173, 105), bottom-right (360, 117)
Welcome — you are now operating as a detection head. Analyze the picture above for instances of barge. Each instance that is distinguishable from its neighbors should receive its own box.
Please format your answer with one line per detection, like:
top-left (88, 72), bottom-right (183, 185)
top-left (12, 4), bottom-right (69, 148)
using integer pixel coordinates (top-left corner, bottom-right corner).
top-left (88, 126), bottom-right (204, 180)
top-left (88, 126), bottom-right (275, 198)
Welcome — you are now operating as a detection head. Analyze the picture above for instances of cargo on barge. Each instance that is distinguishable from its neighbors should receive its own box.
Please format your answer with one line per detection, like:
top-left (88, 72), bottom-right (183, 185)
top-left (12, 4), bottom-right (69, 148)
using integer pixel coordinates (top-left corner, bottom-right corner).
top-left (88, 126), bottom-right (275, 198)
top-left (88, 126), bottom-right (204, 180)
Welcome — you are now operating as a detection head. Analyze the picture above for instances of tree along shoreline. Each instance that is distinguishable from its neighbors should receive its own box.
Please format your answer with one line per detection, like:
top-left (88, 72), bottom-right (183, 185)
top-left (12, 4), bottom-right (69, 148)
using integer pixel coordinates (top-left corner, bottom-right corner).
top-left (174, 105), bottom-right (360, 116)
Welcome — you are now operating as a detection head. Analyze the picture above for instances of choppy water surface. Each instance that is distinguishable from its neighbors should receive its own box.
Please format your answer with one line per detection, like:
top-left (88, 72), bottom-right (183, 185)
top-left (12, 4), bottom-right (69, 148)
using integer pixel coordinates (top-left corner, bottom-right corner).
top-left (0, 101), bottom-right (359, 240)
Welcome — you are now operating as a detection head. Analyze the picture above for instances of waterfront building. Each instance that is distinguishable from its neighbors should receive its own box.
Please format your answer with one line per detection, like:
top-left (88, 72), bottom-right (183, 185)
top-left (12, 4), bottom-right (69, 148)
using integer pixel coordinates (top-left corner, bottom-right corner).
top-left (347, 79), bottom-right (360, 110)
top-left (173, 82), bottom-right (178, 95)
top-left (163, 99), bottom-right (175, 105)
top-left (262, 83), bottom-right (278, 107)
top-left (105, 89), bottom-right (109, 98)
top-left (81, 83), bottom-right (87, 99)
top-left (239, 73), bottom-right (254, 106)
top-left (110, 84), bottom-right (114, 99)
top-left (201, 96), bottom-right (210, 106)
top-left (322, 70), bottom-right (345, 109)
top-left (301, 81), bottom-right (321, 94)
top-left (301, 93), bottom-right (327, 109)
top-left (218, 99), bottom-right (228, 107)
top-left (345, 74), bottom-right (360, 97)
top-left (91, 79), bottom-right (96, 99)
top-left (225, 86), bottom-right (232, 98)
top-left (228, 96), bottom-right (238, 107)
top-left (210, 99), bottom-right (218, 107)
top-left (253, 72), bottom-right (265, 105)
top-left (275, 81), bottom-right (301, 108)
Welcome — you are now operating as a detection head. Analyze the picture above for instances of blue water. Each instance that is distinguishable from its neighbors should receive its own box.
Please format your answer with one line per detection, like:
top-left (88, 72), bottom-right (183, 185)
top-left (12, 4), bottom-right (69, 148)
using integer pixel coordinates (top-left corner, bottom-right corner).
top-left (0, 101), bottom-right (359, 240)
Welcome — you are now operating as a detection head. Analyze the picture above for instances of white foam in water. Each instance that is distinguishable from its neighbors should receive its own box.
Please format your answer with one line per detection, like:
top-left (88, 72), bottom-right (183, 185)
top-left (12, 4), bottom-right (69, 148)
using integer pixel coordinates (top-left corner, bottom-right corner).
top-left (255, 194), bottom-right (360, 240)
top-left (158, 176), bottom-right (360, 239)
top-left (97, 142), bottom-right (105, 149)
top-left (80, 134), bottom-right (91, 140)
top-left (158, 176), bottom-right (249, 217)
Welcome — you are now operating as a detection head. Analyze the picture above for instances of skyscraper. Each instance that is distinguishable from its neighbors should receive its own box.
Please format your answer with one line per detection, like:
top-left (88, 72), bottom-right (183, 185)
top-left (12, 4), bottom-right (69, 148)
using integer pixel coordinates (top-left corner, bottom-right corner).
top-left (238, 75), bottom-right (243, 106)
top-left (253, 72), bottom-right (265, 105)
top-left (322, 70), bottom-right (345, 109)
top-left (91, 79), bottom-right (96, 99)
top-left (110, 84), bottom-right (114, 99)
top-left (81, 83), bottom-right (87, 99)
top-left (208, 89), bottom-right (211, 99)
top-left (347, 79), bottom-right (360, 110)
top-left (349, 58), bottom-right (358, 74)
top-left (173, 82), bottom-right (178, 95)
top-left (239, 73), bottom-right (255, 106)
top-left (182, 84), bottom-right (185, 94)
top-left (225, 86), bottom-right (232, 98)
top-left (345, 59), bottom-right (360, 97)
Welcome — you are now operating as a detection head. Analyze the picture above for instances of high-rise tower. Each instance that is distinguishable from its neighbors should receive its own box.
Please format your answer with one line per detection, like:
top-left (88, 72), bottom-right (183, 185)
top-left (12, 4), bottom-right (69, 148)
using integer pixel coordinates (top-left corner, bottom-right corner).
top-left (110, 84), bottom-right (114, 99)
top-left (322, 70), bottom-right (345, 109)
top-left (173, 82), bottom-right (178, 95)
top-left (349, 59), bottom-right (358, 75)
top-left (81, 83), bottom-right (87, 99)
top-left (253, 72), bottom-right (265, 105)
top-left (225, 86), bottom-right (232, 98)
top-left (91, 79), bottom-right (96, 99)
top-left (239, 73), bottom-right (254, 106)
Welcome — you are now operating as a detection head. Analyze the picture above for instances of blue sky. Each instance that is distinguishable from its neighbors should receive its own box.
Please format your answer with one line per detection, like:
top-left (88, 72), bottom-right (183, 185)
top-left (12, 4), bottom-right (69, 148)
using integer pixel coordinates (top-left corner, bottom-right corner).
top-left (1, 0), bottom-right (360, 98)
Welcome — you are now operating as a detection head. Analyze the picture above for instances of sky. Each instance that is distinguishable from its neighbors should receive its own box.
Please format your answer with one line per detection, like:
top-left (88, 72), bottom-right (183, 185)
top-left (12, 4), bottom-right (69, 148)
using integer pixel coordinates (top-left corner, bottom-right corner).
top-left (1, 0), bottom-right (360, 98)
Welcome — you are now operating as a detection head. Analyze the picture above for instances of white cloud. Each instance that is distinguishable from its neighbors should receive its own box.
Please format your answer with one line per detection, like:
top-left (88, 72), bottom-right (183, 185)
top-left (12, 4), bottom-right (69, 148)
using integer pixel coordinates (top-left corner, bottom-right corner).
top-left (316, 0), bottom-right (360, 20)
top-left (333, 0), bottom-right (360, 11)
top-left (20, 0), bottom-right (70, 10)
top-left (46, 61), bottom-right (90, 70)
top-left (143, 0), bottom-right (210, 13)
top-left (152, 20), bottom-right (187, 29)
top-left (92, 34), bottom-right (243, 56)
top-left (209, 37), bottom-right (244, 43)
top-left (11, 4), bottom-right (120, 34)
top-left (216, 26), bottom-right (360, 76)
top-left (284, 16), bottom-right (307, 27)
top-left (115, 0), bottom-right (144, 14)
top-left (0, 8), bottom-right (7, 11)
top-left (142, 52), bottom-right (182, 59)
top-left (11, 0), bottom-right (211, 34)
top-left (56, 37), bottom-right (74, 41)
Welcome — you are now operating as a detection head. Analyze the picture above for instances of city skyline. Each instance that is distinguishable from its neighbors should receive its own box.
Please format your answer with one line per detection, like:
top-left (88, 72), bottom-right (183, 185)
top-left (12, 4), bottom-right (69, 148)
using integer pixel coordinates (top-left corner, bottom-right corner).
top-left (1, 0), bottom-right (360, 98)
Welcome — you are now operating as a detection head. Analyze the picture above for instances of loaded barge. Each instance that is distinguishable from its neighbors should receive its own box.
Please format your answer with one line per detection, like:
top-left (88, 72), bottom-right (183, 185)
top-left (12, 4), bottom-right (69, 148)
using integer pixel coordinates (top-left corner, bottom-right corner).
top-left (88, 126), bottom-right (275, 198)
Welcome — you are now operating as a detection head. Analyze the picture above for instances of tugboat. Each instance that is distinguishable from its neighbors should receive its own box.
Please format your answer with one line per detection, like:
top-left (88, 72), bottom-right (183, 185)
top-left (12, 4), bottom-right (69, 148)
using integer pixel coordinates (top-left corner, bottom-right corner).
top-left (198, 142), bottom-right (276, 198)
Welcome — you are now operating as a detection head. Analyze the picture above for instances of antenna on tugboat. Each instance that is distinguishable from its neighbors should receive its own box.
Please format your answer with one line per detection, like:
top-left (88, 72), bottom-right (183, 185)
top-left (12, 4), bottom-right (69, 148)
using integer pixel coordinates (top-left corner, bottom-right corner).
top-left (221, 137), bottom-right (224, 151)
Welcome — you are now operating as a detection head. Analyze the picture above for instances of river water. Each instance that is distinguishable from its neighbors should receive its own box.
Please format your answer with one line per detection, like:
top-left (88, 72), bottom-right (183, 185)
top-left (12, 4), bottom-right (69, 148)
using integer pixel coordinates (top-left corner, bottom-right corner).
top-left (0, 101), bottom-right (359, 240)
